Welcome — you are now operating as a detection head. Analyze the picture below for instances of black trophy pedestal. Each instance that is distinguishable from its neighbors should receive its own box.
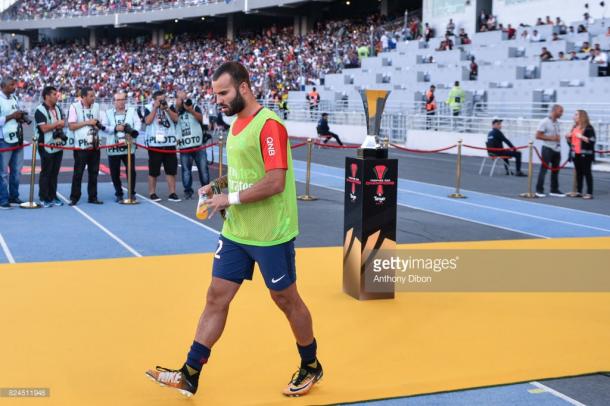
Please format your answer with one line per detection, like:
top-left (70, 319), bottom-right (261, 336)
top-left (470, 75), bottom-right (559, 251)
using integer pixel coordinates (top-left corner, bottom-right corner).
top-left (343, 150), bottom-right (397, 300)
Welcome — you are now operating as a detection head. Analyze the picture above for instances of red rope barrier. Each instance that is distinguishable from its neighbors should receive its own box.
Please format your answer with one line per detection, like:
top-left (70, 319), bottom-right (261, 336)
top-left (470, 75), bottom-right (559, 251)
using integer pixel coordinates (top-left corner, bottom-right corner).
top-left (390, 143), bottom-right (457, 154)
top-left (463, 144), bottom-right (528, 152)
top-left (0, 143), bottom-right (31, 152)
top-left (37, 142), bottom-right (123, 151)
top-left (135, 142), bottom-right (217, 154)
top-left (290, 142), bottom-right (308, 149)
top-left (312, 141), bottom-right (359, 149)
top-left (533, 147), bottom-right (571, 172)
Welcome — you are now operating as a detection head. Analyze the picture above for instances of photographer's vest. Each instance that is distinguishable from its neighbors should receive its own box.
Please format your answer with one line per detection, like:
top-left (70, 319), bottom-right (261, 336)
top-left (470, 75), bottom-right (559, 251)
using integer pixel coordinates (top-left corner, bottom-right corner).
top-left (105, 107), bottom-right (138, 156)
top-left (71, 102), bottom-right (100, 150)
top-left (36, 104), bottom-right (65, 154)
top-left (177, 110), bottom-right (203, 151)
top-left (222, 108), bottom-right (299, 247)
top-left (145, 103), bottom-right (176, 147)
top-left (0, 93), bottom-right (20, 144)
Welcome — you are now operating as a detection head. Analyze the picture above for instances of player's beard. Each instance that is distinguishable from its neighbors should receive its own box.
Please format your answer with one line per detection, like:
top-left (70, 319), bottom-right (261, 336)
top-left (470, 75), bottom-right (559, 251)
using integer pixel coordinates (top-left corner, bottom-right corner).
top-left (223, 88), bottom-right (246, 116)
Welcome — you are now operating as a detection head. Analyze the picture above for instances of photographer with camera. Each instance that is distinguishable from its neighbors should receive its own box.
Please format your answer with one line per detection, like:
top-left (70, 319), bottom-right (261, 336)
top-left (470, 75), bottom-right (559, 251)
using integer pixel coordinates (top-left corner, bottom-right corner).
top-left (67, 86), bottom-right (104, 206)
top-left (0, 77), bottom-right (26, 209)
top-left (144, 90), bottom-right (180, 202)
top-left (173, 91), bottom-right (209, 200)
top-left (101, 92), bottom-right (142, 202)
top-left (34, 86), bottom-right (66, 208)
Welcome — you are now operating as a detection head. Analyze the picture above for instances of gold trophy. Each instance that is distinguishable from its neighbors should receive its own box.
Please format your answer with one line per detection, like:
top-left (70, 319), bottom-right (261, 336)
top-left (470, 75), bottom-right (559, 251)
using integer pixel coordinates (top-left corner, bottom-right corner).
top-left (358, 89), bottom-right (391, 158)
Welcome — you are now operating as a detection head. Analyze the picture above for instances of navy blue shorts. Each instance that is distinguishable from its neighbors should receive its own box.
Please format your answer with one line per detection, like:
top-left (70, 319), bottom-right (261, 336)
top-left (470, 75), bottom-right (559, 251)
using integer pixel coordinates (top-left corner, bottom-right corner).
top-left (212, 235), bottom-right (297, 291)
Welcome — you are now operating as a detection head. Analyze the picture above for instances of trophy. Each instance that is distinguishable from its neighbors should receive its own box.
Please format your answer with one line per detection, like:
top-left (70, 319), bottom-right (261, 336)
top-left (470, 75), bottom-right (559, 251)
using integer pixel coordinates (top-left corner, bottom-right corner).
top-left (358, 89), bottom-right (391, 159)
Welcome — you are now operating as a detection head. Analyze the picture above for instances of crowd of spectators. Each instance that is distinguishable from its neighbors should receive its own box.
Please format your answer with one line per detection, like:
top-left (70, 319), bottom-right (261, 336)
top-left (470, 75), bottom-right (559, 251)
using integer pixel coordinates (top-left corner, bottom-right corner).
top-left (1, 0), bottom-right (220, 20)
top-left (0, 15), bottom-right (382, 102)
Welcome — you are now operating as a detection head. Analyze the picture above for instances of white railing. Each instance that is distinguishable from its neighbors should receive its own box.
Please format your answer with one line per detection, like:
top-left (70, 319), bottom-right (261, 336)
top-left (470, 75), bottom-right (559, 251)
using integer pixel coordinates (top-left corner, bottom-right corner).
top-left (473, 101), bottom-right (610, 122)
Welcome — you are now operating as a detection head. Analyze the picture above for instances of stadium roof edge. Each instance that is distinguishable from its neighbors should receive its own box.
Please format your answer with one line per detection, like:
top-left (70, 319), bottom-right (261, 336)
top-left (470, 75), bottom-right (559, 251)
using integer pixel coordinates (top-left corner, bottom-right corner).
top-left (0, 0), bottom-right (306, 31)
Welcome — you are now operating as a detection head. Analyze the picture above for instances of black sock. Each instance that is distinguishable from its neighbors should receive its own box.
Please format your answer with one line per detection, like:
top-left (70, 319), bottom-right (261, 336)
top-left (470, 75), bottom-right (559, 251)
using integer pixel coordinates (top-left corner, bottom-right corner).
top-left (297, 338), bottom-right (318, 369)
top-left (184, 341), bottom-right (211, 377)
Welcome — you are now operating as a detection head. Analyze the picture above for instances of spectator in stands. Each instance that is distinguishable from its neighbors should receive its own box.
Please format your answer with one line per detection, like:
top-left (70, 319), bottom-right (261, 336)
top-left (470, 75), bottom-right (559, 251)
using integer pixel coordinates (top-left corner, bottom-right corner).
top-left (594, 43), bottom-right (602, 52)
top-left (506, 24), bottom-right (516, 40)
top-left (0, 77), bottom-right (25, 209)
top-left (316, 113), bottom-right (343, 146)
top-left (35, 85), bottom-right (65, 208)
top-left (552, 32), bottom-right (560, 41)
top-left (279, 94), bottom-right (289, 120)
top-left (520, 29), bottom-right (529, 41)
top-left (380, 32), bottom-right (389, 52)
top-left (586, 49), bottom-right (596, 62)
top-left (486, 118), bottom-right (526, 176)
top-left (540, 47), bottom-right (554, 61)
top-left (592, 49), bottom-right (608, 76)
top-left (486, 15), bottom-right (497, 31)
top-left (469, 56), bottom-right (478, 80)
top-left (546, 16), bottom-right (553, 25)
top-left (446, 19), bottom-right (455, 36)
top-left (566, 110), bottom-right (595, 199)
top-left (425, 85), bottom-right (436, 130)
top-left (536, 17), bottom-right (545, 26)
top-left (479, 10), bottom-right (489, 29)
top-left (581, 41), bottom-right (591, 53)
top-left (577, 24), bottom-right (588, 33)
top-left (480, 24), bottom-right (488, 33)
top-left (556, 17), bottom-right (567, 34)
top-left (558, 51), bottom-right (568, 61)
top-left (424, 23), bottom-right (433, 42)
top-left (530, 29), bottom-right (542, 42)
top-left (173, 91), bottom-right (208, 201)
top-left (535, 104), bottom-right (564, 197)
top-left (459, 28), bottom-right (471, 45)
top-left (144, 90), bottom-right (180, 202)
top-left (584, 12), bottom-right (594, 26)
top-left (569, 50), bottom-right (579, 60)
top-left (569, 26), bottom-right (575, 34)
top-left (606, 27), bottom-right (610, 37)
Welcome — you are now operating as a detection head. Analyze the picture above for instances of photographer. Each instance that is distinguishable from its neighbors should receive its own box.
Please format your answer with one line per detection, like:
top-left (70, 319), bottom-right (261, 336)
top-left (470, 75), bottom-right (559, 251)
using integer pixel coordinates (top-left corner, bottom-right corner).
top-left (0, 77), bottom-right (26, 209)
top-left (144, 90), bottom-right (180, 202)
top-left (173, 91), bottom-right (209, 200)
top-left (67, 86), bottom-right (103, 205)
top-left (101, 92), bottom-right (141, 202)
top-left (34, 86), bottom-right (66, 207)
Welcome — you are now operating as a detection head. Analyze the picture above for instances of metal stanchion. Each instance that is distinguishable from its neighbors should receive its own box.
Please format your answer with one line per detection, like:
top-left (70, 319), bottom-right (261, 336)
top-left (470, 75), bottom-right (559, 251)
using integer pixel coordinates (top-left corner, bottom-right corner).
top-left (120, 137), bottom-right (139, 205)
top-left (218, 135), bottom-right (224, 179)
top-left (20, 142), bottom-right (40, 209)
top-left (448, 139), bottom-right (466, 198)
top-left (519, 141), bottom-right (538, 198)
top-left (566, 165), bottom-right (579, 197)
top-left (298, 138), bottom-right (317, 201)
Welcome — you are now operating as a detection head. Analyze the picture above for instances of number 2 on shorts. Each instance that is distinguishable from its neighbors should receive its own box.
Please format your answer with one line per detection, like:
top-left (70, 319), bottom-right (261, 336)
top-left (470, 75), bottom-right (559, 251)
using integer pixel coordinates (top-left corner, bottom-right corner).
top-left (214, 239), bottom-right (223, 259)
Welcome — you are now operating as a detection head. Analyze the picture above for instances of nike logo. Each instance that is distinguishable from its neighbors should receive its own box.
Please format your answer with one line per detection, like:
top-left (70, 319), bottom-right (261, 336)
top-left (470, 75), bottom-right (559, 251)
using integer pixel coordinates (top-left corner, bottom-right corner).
top-left (271, 275), bottom-right (286, 284)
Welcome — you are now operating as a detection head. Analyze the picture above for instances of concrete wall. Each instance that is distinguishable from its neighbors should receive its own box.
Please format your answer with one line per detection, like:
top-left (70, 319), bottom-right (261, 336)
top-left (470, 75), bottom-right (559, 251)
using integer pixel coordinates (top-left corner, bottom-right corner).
top-left (423, 0), bottom-right (479, 39)
top-left (492, 0), bottom-right (602, 28)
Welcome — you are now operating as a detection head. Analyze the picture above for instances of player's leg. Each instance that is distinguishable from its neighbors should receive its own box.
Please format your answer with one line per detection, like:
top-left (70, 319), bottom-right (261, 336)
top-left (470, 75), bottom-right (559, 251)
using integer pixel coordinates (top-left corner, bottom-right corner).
top-left (146, 236), bottom-right (253, 397)
top-left (252, 240), bottom-right (323, 397)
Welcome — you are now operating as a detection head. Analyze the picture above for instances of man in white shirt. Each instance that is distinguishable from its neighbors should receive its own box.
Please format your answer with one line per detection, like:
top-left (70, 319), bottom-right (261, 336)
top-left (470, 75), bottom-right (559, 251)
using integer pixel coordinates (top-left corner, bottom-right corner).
top-left (0, 77), bottom-right (26, 209)
top-left (535, 105), bottom-right (564, 197)
top-left (593, 49), bottom-right (609, 76)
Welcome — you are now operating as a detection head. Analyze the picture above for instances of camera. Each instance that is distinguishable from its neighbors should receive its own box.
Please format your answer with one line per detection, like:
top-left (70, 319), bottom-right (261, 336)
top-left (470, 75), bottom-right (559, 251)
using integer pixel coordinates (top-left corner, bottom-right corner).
top-left (122, 124), bottom-right (139, 138)
top-left (184, 98), bottom-right (193, 107)
top-left (16, 111), bottom-right (32, 125)
top-left (94, 120), bottom-right (106, 132)
top-left (159, 100), bottom-right (168, 109)
top-left (53, 128), bottom-right (68, 143)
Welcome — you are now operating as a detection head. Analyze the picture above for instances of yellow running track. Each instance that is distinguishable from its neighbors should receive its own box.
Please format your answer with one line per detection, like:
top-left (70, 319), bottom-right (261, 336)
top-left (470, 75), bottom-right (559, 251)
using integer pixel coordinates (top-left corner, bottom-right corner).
top-left (1, 237), bottom-right (609, 405)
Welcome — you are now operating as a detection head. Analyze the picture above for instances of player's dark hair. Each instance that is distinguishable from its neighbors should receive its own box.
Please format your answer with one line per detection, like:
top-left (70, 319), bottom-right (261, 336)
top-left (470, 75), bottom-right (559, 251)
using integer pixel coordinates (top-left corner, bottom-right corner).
top-left (212, 62), bottom-right (251, 88)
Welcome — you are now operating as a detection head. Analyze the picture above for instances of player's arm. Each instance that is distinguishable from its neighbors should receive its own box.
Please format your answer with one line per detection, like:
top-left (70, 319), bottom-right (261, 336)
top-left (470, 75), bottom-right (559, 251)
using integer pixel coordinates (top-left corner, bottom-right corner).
top-left (238, 169), bottom-right (286, 203)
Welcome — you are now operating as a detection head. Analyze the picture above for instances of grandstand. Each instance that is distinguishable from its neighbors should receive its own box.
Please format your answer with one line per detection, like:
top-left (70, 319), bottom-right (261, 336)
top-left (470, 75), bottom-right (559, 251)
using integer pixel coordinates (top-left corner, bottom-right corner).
top-left (1, 1), bottom-right (610, 406)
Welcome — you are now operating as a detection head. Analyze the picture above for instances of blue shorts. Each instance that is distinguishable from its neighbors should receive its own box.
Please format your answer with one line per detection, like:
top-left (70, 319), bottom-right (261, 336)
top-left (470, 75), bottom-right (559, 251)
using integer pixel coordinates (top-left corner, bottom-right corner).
top-left (212, 235), bottom-right (297, 291)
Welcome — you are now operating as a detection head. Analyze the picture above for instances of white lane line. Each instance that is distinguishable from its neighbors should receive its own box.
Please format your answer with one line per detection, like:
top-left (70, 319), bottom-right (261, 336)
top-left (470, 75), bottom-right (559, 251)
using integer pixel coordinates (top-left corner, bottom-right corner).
top-left (57, 192), bottom-right (142, 257)
top-left (128, 189), bottom-right (220, 235)
top-left (530, 381), bottom-right (587, 406)
top-left (301, 159), bottom-right (610, 220)
top-left (298, 167), bottom-right (610, 234)
top-left (0, 232), bottom-right (16, 264)
top-left (301, 178), bottom-right (549, 239)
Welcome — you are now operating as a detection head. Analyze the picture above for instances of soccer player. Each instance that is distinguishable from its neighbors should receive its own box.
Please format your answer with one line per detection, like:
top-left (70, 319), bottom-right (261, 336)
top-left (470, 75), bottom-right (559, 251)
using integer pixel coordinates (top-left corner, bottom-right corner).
top-left (145, 62), bottom-right (323, 398)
